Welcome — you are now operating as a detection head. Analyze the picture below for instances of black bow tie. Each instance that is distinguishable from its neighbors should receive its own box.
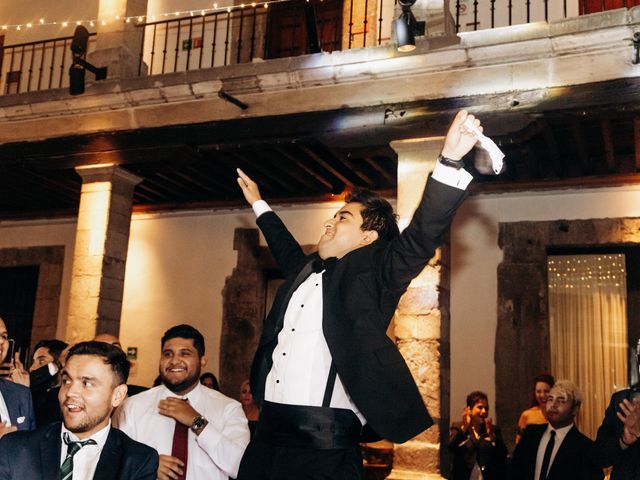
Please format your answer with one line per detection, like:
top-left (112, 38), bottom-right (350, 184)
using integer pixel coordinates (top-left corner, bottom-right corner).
top-left (312, 257), bottom-right (337, 275)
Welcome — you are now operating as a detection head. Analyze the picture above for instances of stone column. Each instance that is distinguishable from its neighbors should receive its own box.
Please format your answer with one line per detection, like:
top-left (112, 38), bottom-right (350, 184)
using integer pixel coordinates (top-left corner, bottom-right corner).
top-left (387, 137), bottom-right (449, 480)
top-left (66, 165), bottom-right (142, 344)
top-left (88, 0), bottom-right (149, 79)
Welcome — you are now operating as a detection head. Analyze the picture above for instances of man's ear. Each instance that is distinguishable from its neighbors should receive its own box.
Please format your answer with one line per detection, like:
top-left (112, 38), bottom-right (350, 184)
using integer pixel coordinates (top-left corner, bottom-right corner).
top-left (361, 230), bottom-right (379, 246)
top-left (111, 383), bottom-right (128, 408)
top-left (200, 355), bottom-right (208, 370)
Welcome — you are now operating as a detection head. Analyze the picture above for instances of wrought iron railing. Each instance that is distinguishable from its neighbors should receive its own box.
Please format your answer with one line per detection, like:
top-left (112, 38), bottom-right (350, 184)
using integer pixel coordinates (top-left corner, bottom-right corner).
top-left (0, 0), bottom-right (624, 95)
top-left (0, 34), bottom-right (97, 95)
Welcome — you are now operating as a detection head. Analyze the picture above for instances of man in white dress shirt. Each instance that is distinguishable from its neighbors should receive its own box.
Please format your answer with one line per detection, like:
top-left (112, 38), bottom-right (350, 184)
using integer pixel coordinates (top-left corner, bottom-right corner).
top-left (235, 111), bottom-right (483, 479)
top-left (509, 380), bottom-right (602, 480)
top-left (115, 324), bottom-right (250, 480)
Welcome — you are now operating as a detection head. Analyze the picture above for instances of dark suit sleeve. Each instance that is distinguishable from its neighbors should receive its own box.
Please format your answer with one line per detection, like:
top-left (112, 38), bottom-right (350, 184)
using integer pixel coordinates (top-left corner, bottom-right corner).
top-left (508, 425), bottom-right (534, 480)
top-left (131, 448), bottom-right (159, 480)
top-left (256, 211), bottom-right (308, 278)
top-left (592, 392), bottom-right (626, 469)
top-left (381, 177), bottom-right (467, 293)
top-left (0, 435), bottom-right (13, 480)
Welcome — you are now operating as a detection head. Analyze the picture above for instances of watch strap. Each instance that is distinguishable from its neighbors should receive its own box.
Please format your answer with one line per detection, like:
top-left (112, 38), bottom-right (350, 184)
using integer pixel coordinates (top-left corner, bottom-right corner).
top-left (438, 154), bottom-right (465, 170)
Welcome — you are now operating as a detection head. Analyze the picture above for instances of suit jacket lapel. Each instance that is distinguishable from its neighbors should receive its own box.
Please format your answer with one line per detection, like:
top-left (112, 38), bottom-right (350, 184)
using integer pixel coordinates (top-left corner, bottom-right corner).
top-left (40, 423), bottom-right (62, 480)
top-left (94, 428), bottom-right (122, 480)
top-left (547, 425), bottom-right (576, 479)
top-left (271, 256), bottom-right (317, 336)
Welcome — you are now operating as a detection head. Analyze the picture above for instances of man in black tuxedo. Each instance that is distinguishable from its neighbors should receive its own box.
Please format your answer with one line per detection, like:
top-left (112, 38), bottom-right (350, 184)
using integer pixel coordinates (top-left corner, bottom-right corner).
top-left (0, 341), bottom-right (158, 480)
top-left (591, 388), bottom-right (640, 479)
top-left (509, 380), bottom-right (603, 480)
top-left (236, 110), bottom-right (481, 479)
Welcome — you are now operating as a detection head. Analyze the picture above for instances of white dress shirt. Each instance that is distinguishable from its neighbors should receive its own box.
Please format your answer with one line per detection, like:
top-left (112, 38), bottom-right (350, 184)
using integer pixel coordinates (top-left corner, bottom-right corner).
top-left (0, 391), bottom-right (11, 426)
top-left (253, 160), bottom-right (472, 420)
top-left (114, 383), bottom-right (250, 480)
top-left (59, 422), bottom-right (111, 480)
top-left (534, 423), bottom-right (574, 479)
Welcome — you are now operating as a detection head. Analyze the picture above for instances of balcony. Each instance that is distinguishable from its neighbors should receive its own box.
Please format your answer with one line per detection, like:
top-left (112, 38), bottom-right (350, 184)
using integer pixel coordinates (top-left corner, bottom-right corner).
top-left (1, 0), bottom-right (633, 95)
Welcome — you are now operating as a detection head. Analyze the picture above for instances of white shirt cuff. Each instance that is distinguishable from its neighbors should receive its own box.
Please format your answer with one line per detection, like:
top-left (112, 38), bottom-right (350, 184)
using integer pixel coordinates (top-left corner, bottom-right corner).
top-left (252, 200), bottom-right (272, 218)
top-left (431, 161), bottom-right (473, 190)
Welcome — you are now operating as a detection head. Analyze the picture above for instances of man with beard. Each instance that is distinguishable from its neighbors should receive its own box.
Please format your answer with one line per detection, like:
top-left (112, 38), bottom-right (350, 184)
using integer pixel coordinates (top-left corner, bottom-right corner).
top-left (509, 380), bottom-right (602, 480)
top-left (0, 341), bottom-right (158, 479)
top-left (114, 324), bottom-right (249, 480)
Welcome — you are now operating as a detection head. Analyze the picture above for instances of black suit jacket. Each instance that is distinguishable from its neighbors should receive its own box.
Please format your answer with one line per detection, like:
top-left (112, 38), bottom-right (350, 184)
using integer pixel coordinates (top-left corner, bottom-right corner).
top-left (592, 389), bottom-right (640, 479)
top-left (0, 422), bottom-right (159, 480)
top-left (250, 177), bottom-right (467, 443)
top-left (0, 378), bottom-right (35, 431)
top-left (509, 423), bottom-right (603, 480)
top-left (448, 423), bottom-right (507, 480)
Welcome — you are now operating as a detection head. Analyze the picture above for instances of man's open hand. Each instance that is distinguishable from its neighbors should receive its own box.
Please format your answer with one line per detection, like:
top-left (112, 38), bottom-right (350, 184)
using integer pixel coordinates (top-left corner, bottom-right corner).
top-left (236, 168), bottom-right (262, 206)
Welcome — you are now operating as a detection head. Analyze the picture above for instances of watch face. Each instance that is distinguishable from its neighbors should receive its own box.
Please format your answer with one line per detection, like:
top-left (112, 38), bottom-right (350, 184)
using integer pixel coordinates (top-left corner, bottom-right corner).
top-left (192, 416), bottom-right (205, 429)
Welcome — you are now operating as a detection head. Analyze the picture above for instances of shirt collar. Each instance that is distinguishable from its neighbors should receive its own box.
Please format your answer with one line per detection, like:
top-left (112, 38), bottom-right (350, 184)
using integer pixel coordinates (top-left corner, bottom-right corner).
top-left (545, 422), bottom-right (573, 443)
top-left (159, 381), bottom-right (203, 404)
top-left (60, 420), bottom-right (111, 450)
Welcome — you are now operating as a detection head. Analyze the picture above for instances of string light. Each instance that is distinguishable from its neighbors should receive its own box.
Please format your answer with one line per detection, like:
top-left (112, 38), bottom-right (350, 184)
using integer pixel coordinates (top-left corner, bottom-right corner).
top-left (0, 0), bottom-right (298, 32)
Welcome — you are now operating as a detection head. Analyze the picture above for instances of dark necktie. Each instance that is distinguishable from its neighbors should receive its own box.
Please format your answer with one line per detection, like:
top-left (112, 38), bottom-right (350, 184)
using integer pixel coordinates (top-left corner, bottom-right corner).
top-left (60, 432), bottom-right (97, 480)
top-left (171, 400), bottom-right (189, 480)
top-left (539, 430), bottom-right (556, 480)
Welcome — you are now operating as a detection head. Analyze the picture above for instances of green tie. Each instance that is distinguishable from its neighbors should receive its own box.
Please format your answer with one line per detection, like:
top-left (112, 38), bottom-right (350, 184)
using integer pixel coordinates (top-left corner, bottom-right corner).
top-left (60, 432), bottom-right (97, 480)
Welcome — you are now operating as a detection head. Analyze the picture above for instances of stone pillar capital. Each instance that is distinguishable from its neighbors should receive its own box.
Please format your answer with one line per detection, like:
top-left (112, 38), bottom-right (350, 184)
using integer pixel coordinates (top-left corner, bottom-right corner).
top-left (75, 164), bottom-right (143, 187)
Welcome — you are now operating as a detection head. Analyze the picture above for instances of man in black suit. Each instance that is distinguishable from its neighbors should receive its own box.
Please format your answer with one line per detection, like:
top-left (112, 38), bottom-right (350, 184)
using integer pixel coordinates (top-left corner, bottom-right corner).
top-left (509, 380), bottom-right (603, 480)
top-left (0, 341), bottom-right (158, 480)
top-left (236, 110), bottom-right (482, 479)
top-left (0, 316), bottom-right (36, 438)
top-left (591, 388), bottom-right (640, 479)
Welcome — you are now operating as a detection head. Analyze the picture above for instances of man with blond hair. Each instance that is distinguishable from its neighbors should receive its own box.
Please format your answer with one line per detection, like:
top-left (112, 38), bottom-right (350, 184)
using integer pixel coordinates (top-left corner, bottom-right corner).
top-left (509, 380), bottom-right (602, 480)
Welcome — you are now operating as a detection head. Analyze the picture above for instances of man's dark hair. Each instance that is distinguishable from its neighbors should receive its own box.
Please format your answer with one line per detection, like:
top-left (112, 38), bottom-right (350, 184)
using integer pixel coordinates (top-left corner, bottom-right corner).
top-left (346, 188), bottom-right (399, 242)
top-left (34, 339), bottom-right (68, 365)
top-left (466, 390), bottom-right (488, 408)
top-left (161, 324), bottom-right (205, 357)
top-left (66, 341), bottom-right (130, 385)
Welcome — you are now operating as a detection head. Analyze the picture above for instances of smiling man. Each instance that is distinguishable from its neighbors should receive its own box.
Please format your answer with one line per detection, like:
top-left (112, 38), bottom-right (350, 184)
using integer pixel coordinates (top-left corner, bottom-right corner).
top-left (235, 110), bottom-right (483, 479)
top-left (0, 341), bottom-right (158, 479)
top-left (114, 324), bottom-right (249, 480)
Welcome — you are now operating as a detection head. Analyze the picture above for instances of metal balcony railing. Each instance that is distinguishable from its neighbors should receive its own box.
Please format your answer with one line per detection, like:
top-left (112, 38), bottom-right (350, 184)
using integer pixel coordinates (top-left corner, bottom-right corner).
top-left (0, 34), bottom-right (97, 95)
top-left (0, 0), bottom-right (625, 95)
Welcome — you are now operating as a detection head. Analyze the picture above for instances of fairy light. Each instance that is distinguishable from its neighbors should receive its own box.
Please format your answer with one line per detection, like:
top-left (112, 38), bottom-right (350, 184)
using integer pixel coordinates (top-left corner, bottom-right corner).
top-left (1, 0), bottom-right (285, 32)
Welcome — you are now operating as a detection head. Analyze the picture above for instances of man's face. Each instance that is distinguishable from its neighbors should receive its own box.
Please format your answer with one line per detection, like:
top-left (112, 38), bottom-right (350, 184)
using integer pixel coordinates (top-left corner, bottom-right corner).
top-left (0, 319), bottom-right (8, 363)
top-left (545, 388), bottom-right (577, 429)
top-left (30, 346), bottom-right (54, 372)
top-left (159, 337), bottom-right (206, 395)
top-left (93, 333), bottom-right (123, 351)
top-left (59, 354), bottom-right (126, 440)
top-left (317, 202), bottom-right (377, 260)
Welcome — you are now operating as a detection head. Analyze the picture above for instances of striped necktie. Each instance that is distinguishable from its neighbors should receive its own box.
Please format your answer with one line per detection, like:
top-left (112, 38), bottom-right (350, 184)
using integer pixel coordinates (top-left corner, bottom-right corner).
top-left (60, 432), bottom-right (97, 480)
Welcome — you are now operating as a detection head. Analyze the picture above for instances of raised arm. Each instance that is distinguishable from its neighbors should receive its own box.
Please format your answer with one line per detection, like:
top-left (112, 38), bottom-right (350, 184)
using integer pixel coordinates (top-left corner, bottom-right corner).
top-left (380, 110), bottom-right (480, 291)
top-left (236, 168), bottom-right (307, 277)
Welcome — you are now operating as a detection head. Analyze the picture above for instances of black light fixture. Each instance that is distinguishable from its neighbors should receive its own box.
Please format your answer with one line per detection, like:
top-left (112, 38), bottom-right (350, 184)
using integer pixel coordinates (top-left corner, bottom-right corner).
top-left (69, 25), bottom-right (108, 95)
top-left (395, 0), bottom-right (426, 52)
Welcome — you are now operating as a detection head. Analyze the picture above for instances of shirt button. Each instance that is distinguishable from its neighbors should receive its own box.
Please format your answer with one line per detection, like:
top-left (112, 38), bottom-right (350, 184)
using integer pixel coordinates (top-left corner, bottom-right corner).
top-left (301, 304), bottom-right (304, 308)
top-left (276, 380), bottom-right (280, 383)
top-left (291, 328), bottom-right (295, 332)
top-left (282, 352), bottom-right (286, 356)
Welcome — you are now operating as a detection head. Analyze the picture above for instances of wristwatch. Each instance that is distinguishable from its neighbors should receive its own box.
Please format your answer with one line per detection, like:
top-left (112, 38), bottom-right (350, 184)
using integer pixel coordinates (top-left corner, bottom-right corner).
top-left (438, 154), bottom-right (465, 170)
top-left (190, 415), bottom-right (208, 435)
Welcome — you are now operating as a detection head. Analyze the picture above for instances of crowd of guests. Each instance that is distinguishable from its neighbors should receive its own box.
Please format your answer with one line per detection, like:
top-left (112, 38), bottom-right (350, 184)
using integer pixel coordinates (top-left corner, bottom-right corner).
top-left (0, 316), bottom-right (257, 480)
top-left (448, 373), bottom-right (640, 480)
